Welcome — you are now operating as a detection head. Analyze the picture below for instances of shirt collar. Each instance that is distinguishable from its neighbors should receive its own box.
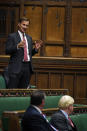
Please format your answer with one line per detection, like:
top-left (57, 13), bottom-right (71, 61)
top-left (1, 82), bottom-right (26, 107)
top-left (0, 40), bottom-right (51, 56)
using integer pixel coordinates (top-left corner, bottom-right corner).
top-left (18, 30), bottom-right (25, 36)
top-left (61, 110), bottom-right (68, 119)
top-left (32, 105), bottom-right (42, 114)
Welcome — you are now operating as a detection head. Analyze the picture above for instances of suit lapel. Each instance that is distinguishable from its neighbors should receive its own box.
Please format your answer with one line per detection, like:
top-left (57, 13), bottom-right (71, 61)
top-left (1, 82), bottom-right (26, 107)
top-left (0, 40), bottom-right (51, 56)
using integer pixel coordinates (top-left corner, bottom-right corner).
top-left (15, 32), bottom-right (21, 44)
top-left (59, 110), bottom-right (74, 130)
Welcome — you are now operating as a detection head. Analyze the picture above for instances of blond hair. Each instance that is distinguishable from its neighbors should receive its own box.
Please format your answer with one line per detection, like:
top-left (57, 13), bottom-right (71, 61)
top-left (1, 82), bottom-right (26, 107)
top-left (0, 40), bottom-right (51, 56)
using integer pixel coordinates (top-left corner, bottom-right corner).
top-left (58, 95), bottom-right (74, 109)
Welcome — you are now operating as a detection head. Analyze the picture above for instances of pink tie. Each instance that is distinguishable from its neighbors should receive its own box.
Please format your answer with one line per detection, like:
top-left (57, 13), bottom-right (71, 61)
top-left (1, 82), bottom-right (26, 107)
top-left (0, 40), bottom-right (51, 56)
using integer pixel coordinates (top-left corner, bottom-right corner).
top-left (23, 34), bottom-right (28, 61)
top-left (68, 116), bottom-right (74, 127)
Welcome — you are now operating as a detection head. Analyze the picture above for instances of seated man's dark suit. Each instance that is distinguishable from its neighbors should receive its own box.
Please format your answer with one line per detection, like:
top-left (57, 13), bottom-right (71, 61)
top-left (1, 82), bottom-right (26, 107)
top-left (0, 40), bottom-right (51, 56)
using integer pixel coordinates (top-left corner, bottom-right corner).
top-left (21, 105), bottom-right (55, 131)
top-left (50, 110), bottom-right (78, 131)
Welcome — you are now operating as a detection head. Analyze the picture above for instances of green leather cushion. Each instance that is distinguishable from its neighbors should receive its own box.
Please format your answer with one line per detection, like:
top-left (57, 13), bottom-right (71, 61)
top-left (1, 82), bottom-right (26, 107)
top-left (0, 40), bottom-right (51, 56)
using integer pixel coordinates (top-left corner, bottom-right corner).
top-left (0, 95), bottom-right (86, 117)
top-left (70, 113), bottom-right (87, 131)
top-left (2, 117), bottom-right (9, 131)
top-left (0, 95), bottom-right (62, 131)
top-left (0, 75), bottom-right (6, 89)
top-left (48, 114), bottom-right (87, 131)
top-left (0, 97), bottom-right (30, 117)
top-left (0, 95), bottom-right (62, 117)
top-left (74, 104), bottom-right (87, 107)
top-left (44, 95), bottom-right (62, 109)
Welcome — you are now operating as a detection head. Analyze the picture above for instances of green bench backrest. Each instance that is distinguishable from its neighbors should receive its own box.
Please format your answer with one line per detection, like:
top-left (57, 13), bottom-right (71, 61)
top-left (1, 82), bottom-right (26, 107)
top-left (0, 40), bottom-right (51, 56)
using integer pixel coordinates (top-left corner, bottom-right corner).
top-left (47, 113), bottom-right (87, 131)
top-left (2, 117), bottom-right (9, 131)
top-left (1, 95), bottom-right (62, 131)
top-left (0, 75), bottom-right (6, 89)
top-left (70, 113), bottom-right (87, 131)
top-left (44, 95), bottom-right (62, 109)
top-left (0, 95), bottom-right (62, 117)
top-left (0, 129), bottom-right (2, 131)
top-left (74, 104), bottom-right (87, 107)
top-left (0, 97), bottom-right (30, 117)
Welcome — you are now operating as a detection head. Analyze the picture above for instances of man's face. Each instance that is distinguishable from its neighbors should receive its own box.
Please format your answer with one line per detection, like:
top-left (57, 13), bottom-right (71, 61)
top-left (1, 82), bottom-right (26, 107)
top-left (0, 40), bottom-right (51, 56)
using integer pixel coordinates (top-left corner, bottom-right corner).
top-left (18, 20), bottom-right (29, 33)
top-left (68, 104), bottom-right (74, 114)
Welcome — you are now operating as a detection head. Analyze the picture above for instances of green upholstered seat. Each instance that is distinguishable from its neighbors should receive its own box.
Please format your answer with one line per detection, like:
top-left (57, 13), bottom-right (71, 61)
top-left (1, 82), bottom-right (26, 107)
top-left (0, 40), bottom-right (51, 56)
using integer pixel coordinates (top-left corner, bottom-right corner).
top-left (1, 94), bottom-right (87, 131)
top-left (44, 95), bottom-right (62, 109)
top-left (0, 95), bottom-right (62, 131)
top-left (2, 117), bottom-right (9, 131)
top-left (0, 97), bottom-right (30, 117)
top-left (0, 129), bottom-right (2, 131)
top-left (74, 104), bottom-right (87, 107)
top-left (0, 95), bottom-right (62, 117)
top-left (70, 113), bottom-right (87, 131)
top-left (30, 85), bottom-right (36, 88)
top-left (0, 75), bottom-right (6, 89)
top-left (48, 114), bottom-right (87, 131)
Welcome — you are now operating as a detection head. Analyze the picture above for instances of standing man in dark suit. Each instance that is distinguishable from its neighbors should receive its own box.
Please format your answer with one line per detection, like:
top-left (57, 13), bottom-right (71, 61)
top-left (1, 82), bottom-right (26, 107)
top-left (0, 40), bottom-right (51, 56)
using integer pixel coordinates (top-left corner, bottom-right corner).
top-left (6, 17), bottom-right (43, 88)
top-left (21, 90), bottom-right (58, 131)
top-left (50, 95), bottom-right (78, 131)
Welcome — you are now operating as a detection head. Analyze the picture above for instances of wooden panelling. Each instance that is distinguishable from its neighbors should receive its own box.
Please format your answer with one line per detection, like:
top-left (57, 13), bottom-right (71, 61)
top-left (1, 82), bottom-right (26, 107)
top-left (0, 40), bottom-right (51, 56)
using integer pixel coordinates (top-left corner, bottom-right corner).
top-left (1, 56), bottom-right (87, 104)
top-left (72, 8), bottom-right (87, 42)
top-left (0, 7), bottom-right (19, 54)
top-left (46, 7), bottom-right (65, 42)
top-left (50, 73), bottom-right (61, 89)
top-left (36, 72), bottom-right (49, 89)
top-left (32, 57), bottom-right (87, 104)
top-left (0, 39), bottom-right (6, 55)
top-left (1, 1), bottom-right (87, 57)
top-left (45, 45), bottom-right (63, 56)
top-left (30, 73), bottom-right (36, 86)
top-left (64, 74), bottom-right (74, 96)
top-left (71, 47), bottom-right (87, 57)
top-left (75, 75), bottom-right (87, 98)
top-left (0, 0), bottom-right (19, 4)
top-left (24, 6), bottom-right (42, 40)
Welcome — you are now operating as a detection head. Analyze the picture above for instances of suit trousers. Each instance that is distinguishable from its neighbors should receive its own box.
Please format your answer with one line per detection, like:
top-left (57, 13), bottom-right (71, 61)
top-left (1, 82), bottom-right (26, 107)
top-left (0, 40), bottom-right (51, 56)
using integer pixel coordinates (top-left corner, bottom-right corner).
top-left (8, 62), bottom-right (31, 89)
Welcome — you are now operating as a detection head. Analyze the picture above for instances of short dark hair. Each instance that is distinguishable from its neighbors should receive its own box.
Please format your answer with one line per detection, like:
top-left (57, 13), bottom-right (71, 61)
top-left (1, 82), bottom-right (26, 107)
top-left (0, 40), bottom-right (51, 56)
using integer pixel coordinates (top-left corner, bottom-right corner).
top-left (30, 90), bottom-right (45, 106)
top-left (18, 17), bottom-right (29, 23)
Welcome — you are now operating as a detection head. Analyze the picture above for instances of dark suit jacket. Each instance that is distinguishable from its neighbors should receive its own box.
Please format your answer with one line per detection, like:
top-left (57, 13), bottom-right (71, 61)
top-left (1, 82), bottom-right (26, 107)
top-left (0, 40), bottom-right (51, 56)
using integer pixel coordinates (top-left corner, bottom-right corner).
top-left (21, 105), bottom-right (54, 131)
top-left (6, 32), bottom-right (37, 74)
top-left (50, 110), bottom-right (78, 131)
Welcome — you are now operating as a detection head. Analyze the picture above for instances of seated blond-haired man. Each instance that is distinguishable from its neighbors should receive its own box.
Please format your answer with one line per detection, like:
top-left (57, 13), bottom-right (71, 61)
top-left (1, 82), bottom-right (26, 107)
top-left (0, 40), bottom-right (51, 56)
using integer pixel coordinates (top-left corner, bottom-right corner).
top-left (50, 95), bottom-right (78, 131)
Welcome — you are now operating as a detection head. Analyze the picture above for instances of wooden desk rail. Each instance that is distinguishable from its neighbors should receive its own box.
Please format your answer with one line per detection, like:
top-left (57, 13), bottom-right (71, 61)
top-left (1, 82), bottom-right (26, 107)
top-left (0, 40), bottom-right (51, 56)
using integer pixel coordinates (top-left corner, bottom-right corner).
top-left (0, 89), bottom-right (69, 97)
top-left (3, 106), bottom-right (87, 118)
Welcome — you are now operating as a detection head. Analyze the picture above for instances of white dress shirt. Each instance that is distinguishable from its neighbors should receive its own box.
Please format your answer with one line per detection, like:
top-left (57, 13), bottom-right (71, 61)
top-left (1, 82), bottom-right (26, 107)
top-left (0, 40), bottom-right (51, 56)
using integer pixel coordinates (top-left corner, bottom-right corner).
top-left (18, 30), bottom-right (30, 61)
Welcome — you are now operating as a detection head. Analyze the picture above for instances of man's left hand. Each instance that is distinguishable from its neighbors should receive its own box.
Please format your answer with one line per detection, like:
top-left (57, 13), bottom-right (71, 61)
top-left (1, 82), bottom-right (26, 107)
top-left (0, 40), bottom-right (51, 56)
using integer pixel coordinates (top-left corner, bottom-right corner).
top-left (35, 40), bottom-right (43, 50)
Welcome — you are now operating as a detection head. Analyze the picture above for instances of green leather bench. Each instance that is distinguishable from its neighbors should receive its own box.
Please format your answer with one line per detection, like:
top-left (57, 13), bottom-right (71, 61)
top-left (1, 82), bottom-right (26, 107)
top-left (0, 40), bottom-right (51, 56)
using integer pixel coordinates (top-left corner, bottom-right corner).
top-left (0, 95), bottom-right (62, 118)
top-left (1, 95), bottom-right (87, 131)
top-left (70, 113), bottom-right (87, 131)
top-left (47, 113), bottom-right (87, 131)
top-left (0, 75), bottom-right (6, 89)
top-left (1, 95), bottom-right (62, 131)
top-left (3, 110), bottom-right (87, 131)
top-left (0, 89), bottom-right (69, 119)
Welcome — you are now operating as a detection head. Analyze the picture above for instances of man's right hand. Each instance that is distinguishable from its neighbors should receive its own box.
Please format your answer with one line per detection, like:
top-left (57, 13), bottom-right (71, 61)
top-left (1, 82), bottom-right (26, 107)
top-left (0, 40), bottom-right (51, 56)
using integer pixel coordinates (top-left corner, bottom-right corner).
top-left (17, 41), bottom-right (24, 48)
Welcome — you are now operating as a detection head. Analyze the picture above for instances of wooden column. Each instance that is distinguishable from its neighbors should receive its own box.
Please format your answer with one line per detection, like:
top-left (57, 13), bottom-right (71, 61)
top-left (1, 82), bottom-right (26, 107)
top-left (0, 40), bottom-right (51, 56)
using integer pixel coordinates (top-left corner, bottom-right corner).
top-left (40, 0), bottom-right (47, 56)
top-left (64, 0), bottom-right (72, 57)
top-left (20, 0), bottom-right (24, 18)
